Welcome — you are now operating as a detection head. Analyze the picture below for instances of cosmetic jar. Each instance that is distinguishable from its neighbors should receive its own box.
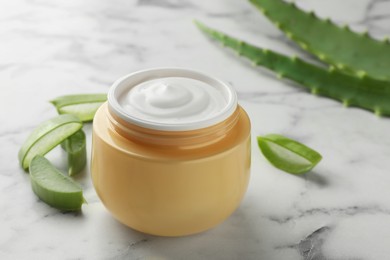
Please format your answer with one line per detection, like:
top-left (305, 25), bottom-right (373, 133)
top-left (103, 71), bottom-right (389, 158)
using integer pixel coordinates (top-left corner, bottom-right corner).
top-left (91, 68), bottom-right (251, 236)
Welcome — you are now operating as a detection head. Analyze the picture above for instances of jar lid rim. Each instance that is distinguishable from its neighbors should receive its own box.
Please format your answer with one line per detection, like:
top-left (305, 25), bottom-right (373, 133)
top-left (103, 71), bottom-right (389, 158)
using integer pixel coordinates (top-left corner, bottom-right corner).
top-left (108, 68), bottom-right (238, 131)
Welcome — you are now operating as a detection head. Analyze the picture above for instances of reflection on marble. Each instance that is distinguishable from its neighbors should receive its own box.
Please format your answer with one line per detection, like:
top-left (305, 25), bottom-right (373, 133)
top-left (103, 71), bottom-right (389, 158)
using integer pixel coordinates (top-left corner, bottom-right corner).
top-left (1, 0), bottom-right (390, 259)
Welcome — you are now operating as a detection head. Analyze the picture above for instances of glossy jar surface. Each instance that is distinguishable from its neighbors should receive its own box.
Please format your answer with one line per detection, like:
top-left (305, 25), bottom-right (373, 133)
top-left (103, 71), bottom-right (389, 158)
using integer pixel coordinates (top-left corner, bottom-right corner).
top-left (91, 68), bottom-right (251, 236)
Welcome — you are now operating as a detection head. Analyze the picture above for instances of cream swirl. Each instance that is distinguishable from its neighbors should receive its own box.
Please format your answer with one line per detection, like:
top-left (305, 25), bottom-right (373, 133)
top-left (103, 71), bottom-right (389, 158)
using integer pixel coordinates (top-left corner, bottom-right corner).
top-left (119, 77), bottom-right (226, 124)
top-left (109, 68), bottom-right (238, 131)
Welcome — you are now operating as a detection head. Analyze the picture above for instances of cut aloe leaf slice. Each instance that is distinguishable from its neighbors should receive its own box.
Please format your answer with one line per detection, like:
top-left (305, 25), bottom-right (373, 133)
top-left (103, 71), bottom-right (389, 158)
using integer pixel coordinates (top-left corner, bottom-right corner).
top-left (18, 114), bottom-right (83, 170)
top-left (58, 103), bottom-right (104, 122)
top-left (257, 134), bottom-right (322, 174)
top-left (50, 94), bottom-right (107, 122)
top-left (29, 155), bottom-right (85, 211)
top-left (61, 130), bottom-right (87, 176)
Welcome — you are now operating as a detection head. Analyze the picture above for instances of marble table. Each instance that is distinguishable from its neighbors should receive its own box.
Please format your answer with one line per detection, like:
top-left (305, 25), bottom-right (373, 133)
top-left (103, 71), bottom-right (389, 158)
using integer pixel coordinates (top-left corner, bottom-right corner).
top-left (1, 0), bottom-right (390, 259)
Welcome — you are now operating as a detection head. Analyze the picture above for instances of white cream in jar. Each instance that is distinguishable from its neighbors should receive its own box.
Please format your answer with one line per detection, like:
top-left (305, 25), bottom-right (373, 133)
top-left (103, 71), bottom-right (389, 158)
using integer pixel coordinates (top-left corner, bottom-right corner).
top-left (108, 68), bottom-right (237, 131)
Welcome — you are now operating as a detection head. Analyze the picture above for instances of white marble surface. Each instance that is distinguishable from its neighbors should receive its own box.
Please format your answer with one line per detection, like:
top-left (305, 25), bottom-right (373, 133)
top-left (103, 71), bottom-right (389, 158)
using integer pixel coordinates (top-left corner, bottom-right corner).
top-left (1, 0), bottom-right (390, 259)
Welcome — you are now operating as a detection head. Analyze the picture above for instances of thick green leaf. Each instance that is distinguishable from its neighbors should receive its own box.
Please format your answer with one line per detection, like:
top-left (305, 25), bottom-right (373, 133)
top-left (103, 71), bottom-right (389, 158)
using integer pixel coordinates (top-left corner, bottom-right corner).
top-left (257, 134), bottom-right (322, 174)
top-left (18, 115), bottom-right (83, 170)
top-left (61, 130), bottom-right (87, 176)
top-left (29, 155), bottom-right (85, 211)
top-left (51, 94), bottom-right (107, 122)
top-left (250, 0), bottom-right (390, 80)
top-left (195, 21), bottom-right (390, 116)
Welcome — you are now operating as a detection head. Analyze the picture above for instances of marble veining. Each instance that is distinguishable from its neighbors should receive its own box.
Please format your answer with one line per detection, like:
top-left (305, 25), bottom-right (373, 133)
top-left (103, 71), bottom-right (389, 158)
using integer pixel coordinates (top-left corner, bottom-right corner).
top-left (1, 0), bottom-right (390, 259)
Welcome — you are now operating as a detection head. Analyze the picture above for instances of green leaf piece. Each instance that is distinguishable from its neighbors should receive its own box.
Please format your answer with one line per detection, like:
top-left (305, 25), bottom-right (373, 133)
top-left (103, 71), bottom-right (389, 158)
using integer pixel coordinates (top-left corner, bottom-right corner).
top-left (195, 21), bottom-right (390, 116)
top-left (61, 130), bottom-right (87, 176)
top-left (50, 94), bottom-right (107, 122)
top-left (257, 134), bottom-right (322, 174)
top-left (29, 155), bottom-right (85, 211)
top-left (250, 0), bottom-right (390, 80)
top-left (18, 114), bottom-right (83, 170)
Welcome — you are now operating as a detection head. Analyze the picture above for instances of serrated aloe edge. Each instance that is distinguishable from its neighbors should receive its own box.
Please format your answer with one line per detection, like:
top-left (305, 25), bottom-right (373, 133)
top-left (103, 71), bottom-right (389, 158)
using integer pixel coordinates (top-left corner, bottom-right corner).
top-left (195, 21), bottom-right (390, 116)
top-left (250, 0), bottom-right (390, 80)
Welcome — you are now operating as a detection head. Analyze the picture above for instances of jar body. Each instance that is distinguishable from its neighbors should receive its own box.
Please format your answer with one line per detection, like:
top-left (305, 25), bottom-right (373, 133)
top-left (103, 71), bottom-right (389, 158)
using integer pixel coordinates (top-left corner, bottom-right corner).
top-left (91, 103), bottom-right (251, 236)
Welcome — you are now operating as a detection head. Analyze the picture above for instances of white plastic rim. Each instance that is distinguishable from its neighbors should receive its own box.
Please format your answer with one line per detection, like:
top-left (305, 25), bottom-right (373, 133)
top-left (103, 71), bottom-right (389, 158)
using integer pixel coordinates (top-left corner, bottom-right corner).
top-left (108, 68), bottom-right (238, 131)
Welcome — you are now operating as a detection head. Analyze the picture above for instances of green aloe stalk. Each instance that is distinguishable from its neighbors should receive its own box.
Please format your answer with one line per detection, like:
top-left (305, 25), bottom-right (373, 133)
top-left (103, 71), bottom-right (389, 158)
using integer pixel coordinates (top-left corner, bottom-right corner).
top-left (250, 0), bottom-right (390, 80)
top-left (195, 21), bottom-right (390, 116)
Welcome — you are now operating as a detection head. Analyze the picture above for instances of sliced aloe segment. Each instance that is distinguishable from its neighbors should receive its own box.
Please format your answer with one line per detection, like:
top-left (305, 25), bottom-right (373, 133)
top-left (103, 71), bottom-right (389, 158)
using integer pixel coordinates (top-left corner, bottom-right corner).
top-left (58, 103), bottom-right (104, 122)
top-left (29, 155), bottom-right (85, 211)
top-left (257, 134), bottom-right (322, 174)
top-left (50, 94), bottom-right (107, 122)
top-left (18, 114), bottom-right (83, 170)
top-left (61, 130), bottom-right (87, 176)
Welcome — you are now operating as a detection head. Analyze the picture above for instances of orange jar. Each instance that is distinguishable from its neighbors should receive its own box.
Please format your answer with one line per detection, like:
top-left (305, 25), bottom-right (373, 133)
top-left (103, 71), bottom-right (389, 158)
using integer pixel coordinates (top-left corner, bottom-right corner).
top-left (91, 68), bottom-right (251, 236)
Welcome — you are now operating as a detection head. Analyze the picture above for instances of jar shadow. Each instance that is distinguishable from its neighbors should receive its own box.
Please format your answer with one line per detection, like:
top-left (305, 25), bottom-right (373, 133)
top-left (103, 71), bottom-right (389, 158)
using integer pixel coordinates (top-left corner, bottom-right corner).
top-left (102, 207), bottom-right (258, 260)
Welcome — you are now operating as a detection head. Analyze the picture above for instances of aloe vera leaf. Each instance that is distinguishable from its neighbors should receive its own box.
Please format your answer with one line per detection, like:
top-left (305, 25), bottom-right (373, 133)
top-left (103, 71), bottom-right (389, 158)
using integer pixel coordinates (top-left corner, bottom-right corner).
top-left (195, 21), bottom-right (390, 116)
top-left (50, 94), bottom-right (107, 122)
top-left (61, 130), bottom-right (86, 176)
top-left (18, 114), bottom-right (83, 170)
top-left (250, 0), bottom-right (390, 80)
top-left (257, 134), bottom-right (322, 174)
top-left (29, 155), bottom-right (85, 211)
